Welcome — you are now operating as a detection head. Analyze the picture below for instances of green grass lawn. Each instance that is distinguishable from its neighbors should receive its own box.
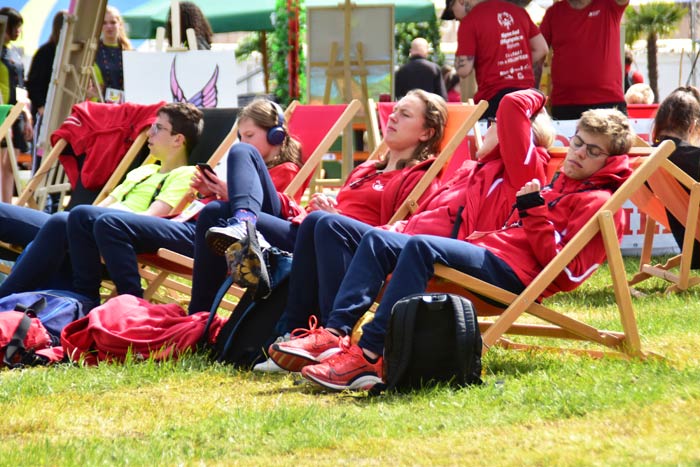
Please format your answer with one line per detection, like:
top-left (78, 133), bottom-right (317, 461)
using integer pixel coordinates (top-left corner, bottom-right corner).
top-left (1, 258), bottom-right (699, 466)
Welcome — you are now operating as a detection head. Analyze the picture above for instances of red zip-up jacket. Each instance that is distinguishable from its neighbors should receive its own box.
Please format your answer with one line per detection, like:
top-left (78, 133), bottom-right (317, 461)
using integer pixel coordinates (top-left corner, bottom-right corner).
top-left (469, 154), bottom-right (633, 297)
top-left (51, 101), bottom-right (165, 190)
top-left (396, 89), bottom-right (550, 238)
top-left (284, 158), bottom-right (438, 225)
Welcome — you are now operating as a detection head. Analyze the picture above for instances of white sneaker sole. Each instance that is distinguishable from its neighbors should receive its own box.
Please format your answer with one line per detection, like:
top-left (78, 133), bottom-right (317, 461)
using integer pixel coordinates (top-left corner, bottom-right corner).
top-left (253, 358), bottom-right (286, 373)
top-left (304, 372), bottom-right (383, 391)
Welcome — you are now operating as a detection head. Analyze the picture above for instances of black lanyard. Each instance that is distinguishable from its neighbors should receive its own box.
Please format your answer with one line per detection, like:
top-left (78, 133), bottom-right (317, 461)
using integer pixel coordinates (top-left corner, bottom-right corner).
top-left (122, 171), bottom-right (170, 206)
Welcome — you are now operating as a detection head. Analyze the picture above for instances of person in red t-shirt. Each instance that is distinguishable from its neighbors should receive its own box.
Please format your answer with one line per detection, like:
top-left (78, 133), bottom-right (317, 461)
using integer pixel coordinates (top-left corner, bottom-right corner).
top-left (539, 0), bottom-right (629, 120)
top-left (443, 0), bottom-right (548, 119)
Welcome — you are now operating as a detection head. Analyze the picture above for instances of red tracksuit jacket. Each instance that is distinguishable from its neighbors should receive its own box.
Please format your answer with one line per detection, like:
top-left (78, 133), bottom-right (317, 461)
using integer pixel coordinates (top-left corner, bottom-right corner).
top-left (398, 89), bottom-right (550, 238)
top-left (469, 153), bottom-right (633, 297)
top-left (51, 101), bottom-right (164, 190)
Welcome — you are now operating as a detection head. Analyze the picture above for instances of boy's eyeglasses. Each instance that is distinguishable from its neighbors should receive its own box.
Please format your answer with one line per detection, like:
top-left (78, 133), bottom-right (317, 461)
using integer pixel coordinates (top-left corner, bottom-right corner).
top-left (149, 123), bottom-right (175, 135)
top-left (569, 134), bottom-right (609, 159)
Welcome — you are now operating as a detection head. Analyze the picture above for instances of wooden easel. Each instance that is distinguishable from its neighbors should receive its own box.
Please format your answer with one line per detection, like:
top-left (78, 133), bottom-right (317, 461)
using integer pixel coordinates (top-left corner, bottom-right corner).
top-left (311, 0), bottom-right (393, 187)
top-left (18, 0), bottom-right (107, 210)
top-left (154, 0), bottom-right (200, 52)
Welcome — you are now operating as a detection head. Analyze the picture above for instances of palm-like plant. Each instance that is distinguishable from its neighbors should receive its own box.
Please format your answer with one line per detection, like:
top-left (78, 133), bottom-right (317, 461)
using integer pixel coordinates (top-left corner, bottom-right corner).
top-left (625, 2), bottom-right (687, 103)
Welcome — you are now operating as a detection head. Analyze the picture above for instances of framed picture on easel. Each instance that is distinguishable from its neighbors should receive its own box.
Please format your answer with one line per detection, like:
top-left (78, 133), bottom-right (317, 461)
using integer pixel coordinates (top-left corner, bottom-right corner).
top-left (306, 3), bottom-right (394, 105)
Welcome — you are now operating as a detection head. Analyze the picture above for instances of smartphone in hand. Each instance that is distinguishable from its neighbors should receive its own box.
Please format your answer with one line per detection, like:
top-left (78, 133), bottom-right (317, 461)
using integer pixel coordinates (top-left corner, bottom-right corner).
top-left (196, 162), bottom-right (216, 179)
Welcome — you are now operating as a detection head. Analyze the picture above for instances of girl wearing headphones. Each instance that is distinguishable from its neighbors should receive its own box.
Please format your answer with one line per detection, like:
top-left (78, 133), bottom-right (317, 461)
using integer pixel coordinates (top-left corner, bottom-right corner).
top-left (189, 90), bottom-right (448, 313)
top-left (191, 99), bottom-right (302, 204)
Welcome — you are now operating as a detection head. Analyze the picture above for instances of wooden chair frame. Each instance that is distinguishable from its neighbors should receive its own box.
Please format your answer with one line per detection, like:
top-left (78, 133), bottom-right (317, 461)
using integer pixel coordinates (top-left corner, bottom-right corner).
top-left (132, 107), bottom-right (245, 308)
top-left (430, 140), bottom-right (675, 359)
top-left (0, 103), bottom-right (28, 201)
top-left (628, 157), bottom-right (700, 293)
top-left (367, 100), bottom-right (488, 223)
top-left (140, 101), bottom-right (362, 310)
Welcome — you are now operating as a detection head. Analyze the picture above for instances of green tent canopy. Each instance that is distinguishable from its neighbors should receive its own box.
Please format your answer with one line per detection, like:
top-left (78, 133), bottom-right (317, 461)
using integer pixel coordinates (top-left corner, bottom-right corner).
top-left (123, 0), bottom-right (436, 39)
top-left (123, 1), bottom-right (277, 37)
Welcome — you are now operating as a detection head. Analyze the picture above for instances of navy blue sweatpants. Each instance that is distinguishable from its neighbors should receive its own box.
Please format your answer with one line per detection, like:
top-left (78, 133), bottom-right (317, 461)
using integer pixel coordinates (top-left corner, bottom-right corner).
top-left (326, 230), bottom-right (525, 355)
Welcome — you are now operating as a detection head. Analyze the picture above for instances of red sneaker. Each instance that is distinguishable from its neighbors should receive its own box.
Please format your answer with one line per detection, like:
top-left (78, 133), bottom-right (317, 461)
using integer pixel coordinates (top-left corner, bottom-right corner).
top-left (268, 317), bottom-right (343, 372)
top-left (301, 344), bottom-right (383, 391)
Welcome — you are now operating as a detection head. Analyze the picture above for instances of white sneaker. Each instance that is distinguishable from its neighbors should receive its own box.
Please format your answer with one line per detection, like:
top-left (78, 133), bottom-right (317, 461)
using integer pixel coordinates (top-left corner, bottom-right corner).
top-left (206, 219), bottom-right (249, 256)
top-left (253, 334), bottom-right (291, 373)
top-left (253, 357), bottom-right (285, 373)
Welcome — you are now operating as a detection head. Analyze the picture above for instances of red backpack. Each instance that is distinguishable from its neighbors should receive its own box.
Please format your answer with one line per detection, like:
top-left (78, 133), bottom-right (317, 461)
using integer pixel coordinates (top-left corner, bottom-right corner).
top-left (0, 298), bottom-right (59, 368)
top-left (61, 295), bottom-right (224, 365)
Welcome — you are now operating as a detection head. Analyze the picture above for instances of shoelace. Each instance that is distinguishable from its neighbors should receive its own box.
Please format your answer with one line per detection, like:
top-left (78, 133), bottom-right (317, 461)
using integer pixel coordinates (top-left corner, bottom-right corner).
top-left (320, 338), bottom-right (355, 366)
top-left (290, 315), bottom-right (320, 340)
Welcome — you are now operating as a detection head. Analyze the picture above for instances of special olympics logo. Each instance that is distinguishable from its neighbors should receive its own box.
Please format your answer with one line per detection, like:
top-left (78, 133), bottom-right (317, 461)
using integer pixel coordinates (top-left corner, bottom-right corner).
top-left (497, 12), bottom-right (514, 29)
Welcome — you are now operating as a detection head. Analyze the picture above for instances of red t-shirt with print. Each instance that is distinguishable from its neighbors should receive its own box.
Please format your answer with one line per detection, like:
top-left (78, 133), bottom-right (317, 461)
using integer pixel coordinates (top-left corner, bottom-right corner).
top-left (456, 0), bottom-right (540, 103)
top-left (540, 0), bottom-right (627, 106)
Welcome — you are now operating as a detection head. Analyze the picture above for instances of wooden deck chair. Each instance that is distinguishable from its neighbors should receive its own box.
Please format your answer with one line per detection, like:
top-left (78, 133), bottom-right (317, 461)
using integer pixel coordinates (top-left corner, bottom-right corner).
top-left (0, 103), bottom-right (28, 201)
top-left (310, 98), bottom-right (380, 193)
top-left (16, 108), bottom-right (158, 211)
top-left (282, 100), bottom-right (362, 201)
top-left (139, 101), bottom-right (361, 310)
top-left (368, 100), bottom-right (488, 223)
top-left (107, 107), bottom-right (242, 306)
top-left (628, 156), bottom-right (700, 293)
top-left (0, 103), bottom-right (35, 273)
top-left (427, 140), bottom-right (675, 359)
top-left (441, 99), bottom-right (484, 182)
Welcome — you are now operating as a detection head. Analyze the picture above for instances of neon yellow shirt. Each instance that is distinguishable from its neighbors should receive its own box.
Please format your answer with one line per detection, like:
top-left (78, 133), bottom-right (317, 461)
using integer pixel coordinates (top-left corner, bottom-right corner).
top-left (109, 164), bottom-right (194, 212)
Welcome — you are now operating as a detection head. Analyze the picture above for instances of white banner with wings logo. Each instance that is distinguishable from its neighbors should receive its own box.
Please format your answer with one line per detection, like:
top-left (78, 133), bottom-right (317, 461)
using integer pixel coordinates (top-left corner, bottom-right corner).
top-left (123, 50), bottom-right (238, 108)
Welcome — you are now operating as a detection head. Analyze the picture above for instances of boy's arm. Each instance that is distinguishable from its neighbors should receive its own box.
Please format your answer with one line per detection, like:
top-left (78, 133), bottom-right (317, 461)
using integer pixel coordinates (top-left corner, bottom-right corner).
top-left (454, 55), bottom-right (474, 79)
top-left (97, 195), bottom-right (116, 208)
top-left (146, 166), bottom-right (195, 216)
top-left (142, 200), bottom-right (173, 217)
top-left (497, 89), bottom-right (549, 189)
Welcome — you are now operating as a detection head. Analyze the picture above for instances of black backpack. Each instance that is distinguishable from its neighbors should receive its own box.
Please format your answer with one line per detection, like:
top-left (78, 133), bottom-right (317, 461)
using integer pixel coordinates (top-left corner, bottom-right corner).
top-left (382, 293), bottom-right (482, 391)
top-left (201, 247), bottom-right (292, 368)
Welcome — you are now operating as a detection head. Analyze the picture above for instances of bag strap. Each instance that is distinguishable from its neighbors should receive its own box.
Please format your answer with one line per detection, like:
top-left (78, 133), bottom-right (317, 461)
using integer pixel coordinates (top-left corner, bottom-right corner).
top-left (384, 294), bottom-right (421, 391)
top-left (461, 296), bottom-right (483, 385)
top-left (449, 294), bottom-right (470, 385)
top-left (199, 275), bottom-right (234, 348)
top-left (450, 206), bottom-right (465, 239)
top-left (217, 299), bottom-right (257, 363)
top-left (14, 297), bottom-right (47, 315)
top-left (2, 311), bottom-right (32, 368)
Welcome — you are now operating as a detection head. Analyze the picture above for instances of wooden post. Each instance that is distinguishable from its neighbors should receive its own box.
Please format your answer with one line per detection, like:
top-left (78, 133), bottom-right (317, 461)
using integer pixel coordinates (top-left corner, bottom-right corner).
top-left (261, 32), bottom-right (269, 94)
top-left (170, 0), bottom-right (181, 48)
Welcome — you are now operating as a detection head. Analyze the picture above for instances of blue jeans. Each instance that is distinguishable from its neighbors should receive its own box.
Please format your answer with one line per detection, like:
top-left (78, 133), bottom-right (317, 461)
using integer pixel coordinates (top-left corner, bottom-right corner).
top-left (0, 207), bottom-right (72, 296)
top-left (67, 205), bottom-right (197, 301)
top-left (189, 143), bottom-right (284, 313)
top-left (326, 231), bottom-right (525, 355)
top-left (277, 212), bottom-right (372, 334)
top-left (256, 212), bottom-right (298, 252)
top-left (0, 202), bottom-right (50, 246)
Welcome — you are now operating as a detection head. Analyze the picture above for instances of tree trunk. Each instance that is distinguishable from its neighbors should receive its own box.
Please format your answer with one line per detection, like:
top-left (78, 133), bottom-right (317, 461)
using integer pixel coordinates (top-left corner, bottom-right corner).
top-left (647, 31), bottom-right (659, 103)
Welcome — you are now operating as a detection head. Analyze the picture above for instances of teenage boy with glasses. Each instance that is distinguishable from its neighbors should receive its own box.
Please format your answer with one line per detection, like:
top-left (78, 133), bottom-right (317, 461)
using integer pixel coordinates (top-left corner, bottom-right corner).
top-left (0, 103), bottom-right (203, 304)
top-left (270, 108), bottom-right (635, 391)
